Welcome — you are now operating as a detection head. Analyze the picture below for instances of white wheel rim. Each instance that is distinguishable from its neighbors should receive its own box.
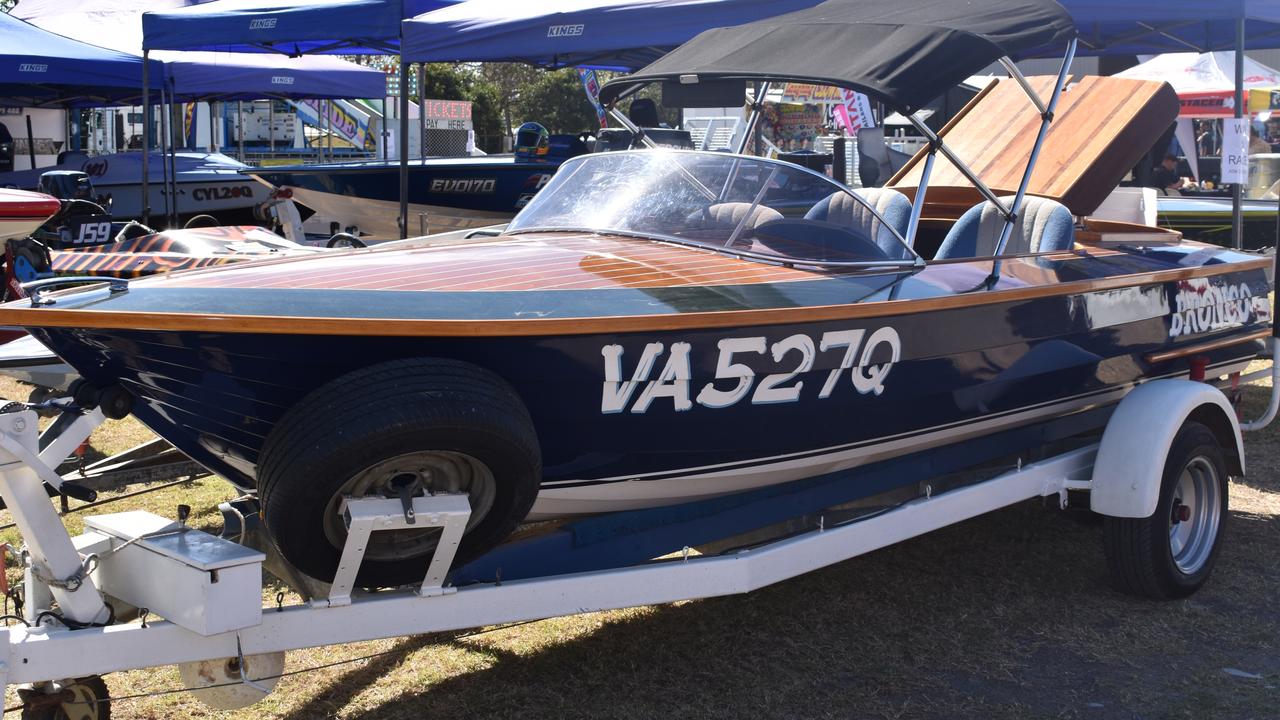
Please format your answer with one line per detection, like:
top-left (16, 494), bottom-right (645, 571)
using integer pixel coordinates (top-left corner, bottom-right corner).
top-left (1168, 455), bottom-right (1221, 575)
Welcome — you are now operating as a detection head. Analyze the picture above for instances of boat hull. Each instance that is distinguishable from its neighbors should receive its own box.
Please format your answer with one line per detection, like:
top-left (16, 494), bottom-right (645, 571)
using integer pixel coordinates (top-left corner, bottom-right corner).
top-left (28, 257), bottom-right (1271, 518)
top-left (0, 152), bottom-right (269, 222)
top-left (1158, 195), bottom-right (1278, 250)
top-left (247, 156), bottom-right (561, 240)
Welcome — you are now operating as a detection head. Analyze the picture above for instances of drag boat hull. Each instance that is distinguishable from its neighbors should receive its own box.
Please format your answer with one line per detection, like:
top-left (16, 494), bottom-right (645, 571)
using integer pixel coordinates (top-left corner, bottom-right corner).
top-left (246, 155), bottom-right (563, 240)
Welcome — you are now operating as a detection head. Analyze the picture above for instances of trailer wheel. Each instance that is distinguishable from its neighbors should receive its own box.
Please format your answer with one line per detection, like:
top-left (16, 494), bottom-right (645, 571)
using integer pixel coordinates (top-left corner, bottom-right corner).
top-left (1103, 421), bottom-right (1228, 599)
top-left (257, 358), bottom-right (541, 588)
top-left (19, 675), bottom-right (110, 719)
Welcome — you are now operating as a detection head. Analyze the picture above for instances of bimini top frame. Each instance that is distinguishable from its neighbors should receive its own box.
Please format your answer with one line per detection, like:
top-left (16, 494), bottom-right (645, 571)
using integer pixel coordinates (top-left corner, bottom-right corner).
top-left (600, 0), bottom-right (1080, 276)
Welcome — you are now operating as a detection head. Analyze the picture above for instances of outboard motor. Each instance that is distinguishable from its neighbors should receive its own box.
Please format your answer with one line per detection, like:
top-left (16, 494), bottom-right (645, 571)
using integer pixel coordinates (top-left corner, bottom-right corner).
top-left (35, 170), bottom-right (114, 249)
top-left (0, 121), bottom-right (13, 174)
top-left (38, 170), bottom-right (94, 202)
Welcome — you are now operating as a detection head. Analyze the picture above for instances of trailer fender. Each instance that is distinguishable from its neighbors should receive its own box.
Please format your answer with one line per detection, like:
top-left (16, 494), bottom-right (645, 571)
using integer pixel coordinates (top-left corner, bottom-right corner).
top-left (1091, 380), bottom-right (1244, 518)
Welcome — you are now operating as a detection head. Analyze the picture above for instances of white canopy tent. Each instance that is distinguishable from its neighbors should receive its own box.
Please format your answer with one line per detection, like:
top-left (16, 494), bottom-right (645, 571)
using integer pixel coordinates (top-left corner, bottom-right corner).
top-left (1118, 52), bottom-right (1280, 181)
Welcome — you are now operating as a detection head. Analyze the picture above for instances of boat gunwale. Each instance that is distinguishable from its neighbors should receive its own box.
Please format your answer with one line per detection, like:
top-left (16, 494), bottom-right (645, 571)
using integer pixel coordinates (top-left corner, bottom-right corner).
top-left (4, 255), bottom-right (1269, 338)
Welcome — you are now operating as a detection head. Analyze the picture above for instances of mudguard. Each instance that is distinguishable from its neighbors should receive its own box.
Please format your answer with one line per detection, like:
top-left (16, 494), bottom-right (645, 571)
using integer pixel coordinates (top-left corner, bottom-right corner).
top-left (1091, 379), bottom-right (1244, 518)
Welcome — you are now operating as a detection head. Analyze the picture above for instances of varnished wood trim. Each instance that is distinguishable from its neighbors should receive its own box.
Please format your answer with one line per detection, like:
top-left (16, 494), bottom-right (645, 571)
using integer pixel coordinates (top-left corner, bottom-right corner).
top-left (1145, 329), bottom-right (1271, 364)
top-left (887, 77), bottom-right (999, 187)
top-left (0, 257), bottom-right (1268, 338)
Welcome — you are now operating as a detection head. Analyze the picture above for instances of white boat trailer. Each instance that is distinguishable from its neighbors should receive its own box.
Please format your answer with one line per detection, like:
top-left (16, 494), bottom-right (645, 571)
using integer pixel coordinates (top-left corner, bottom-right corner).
top-left (0, 352), bottom-right (1275, 715)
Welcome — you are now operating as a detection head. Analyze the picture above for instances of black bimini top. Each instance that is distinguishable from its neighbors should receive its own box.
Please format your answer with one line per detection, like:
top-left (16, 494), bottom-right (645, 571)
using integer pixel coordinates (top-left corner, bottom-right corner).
top-left (599, 0), bottom-right (1076, 113)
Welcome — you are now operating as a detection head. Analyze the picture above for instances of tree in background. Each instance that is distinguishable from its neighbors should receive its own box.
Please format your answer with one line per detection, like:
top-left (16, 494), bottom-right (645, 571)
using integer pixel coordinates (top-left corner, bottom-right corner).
top-left (480, 64), bottom-right (540, 141)
top-left (417, 63), bottom-right (504, 153)
top-left (511, 68), bottom-right (602, 134)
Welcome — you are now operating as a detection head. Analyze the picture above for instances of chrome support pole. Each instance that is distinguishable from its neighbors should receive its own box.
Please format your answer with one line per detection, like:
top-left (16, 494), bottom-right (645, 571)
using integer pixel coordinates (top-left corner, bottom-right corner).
top-left (905, 149), bottom-right (935, 250)
top-left (141, 50), bottom-right (150, 226)
top-left (607, 108), bottom-right (658, 149)
top-left (735, 82), bottom-right (772, 155)
top-left (991, 39), bottom-right (1077, 262)
top-left (908, 117), bottom-right (1004, 211)
top-left (997, 58), bottom-right (1047, 115)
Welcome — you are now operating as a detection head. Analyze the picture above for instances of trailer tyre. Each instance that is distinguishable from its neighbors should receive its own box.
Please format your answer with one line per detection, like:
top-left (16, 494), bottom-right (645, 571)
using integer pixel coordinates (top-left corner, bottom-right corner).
top-left (1103, 421), bottom-right (1228, 599)
top-left (257, 358), bottom-right (541, 588)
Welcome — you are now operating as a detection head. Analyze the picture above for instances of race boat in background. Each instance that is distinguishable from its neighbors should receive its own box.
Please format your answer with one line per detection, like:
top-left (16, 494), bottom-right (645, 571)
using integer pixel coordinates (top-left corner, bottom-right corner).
top-left (0, 151), bottom-right (270, 225)
top-left (0, 188), bottom-right (60, 242)
top-left (245, 127), bottom-right (590, 240)
top-left (1, 0), bottom-right (1271, 591)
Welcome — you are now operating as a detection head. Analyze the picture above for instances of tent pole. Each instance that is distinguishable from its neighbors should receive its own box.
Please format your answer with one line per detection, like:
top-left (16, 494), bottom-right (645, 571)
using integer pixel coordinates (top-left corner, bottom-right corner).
top-left (141, 50), bottom-right (150, 227)
top-left (269, 101), bottom-right (275, 157)
top-left (209, 102), bottom-right (216, 153)
top-left (23, 115), bottom-right (34, 170)
top-left (159, 84), bottom-right (171, 228)
top-left (1233, 17), bottom-right (1245, 250)
top-left (168, 81), bottom-right (180, 228)
top-left (398, 53), bottom-right (409, 239)
top-left (419, 63), bottom-right (426, 161)
top-left (237, 101), bottom-right (245, 162)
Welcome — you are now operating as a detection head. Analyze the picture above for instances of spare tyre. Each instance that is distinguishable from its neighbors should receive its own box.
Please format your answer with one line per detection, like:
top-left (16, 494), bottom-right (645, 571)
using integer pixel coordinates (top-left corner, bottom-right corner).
top-left (257, 358), bottom-right (541, 588)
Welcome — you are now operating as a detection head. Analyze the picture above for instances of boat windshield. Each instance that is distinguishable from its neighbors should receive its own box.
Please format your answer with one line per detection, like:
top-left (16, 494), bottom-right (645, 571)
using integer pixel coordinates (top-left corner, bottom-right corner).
top-left (504, 150), bottom-right (919, 268)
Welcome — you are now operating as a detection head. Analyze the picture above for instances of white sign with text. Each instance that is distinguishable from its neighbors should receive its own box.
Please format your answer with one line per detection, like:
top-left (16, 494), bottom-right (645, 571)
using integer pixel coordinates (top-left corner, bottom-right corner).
top-left (1221, 118), bottom-right (1250, 185)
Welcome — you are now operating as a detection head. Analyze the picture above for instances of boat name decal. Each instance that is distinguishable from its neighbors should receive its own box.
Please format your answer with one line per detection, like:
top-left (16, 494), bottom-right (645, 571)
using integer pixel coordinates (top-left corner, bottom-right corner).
top-left (601, 328), bottom-right (901, 414)
top-left (192, 185), bottom-right (255, 202)
top-left (547, 24), bottom-right (585, 38)
top-left (18, 64), bottom-right (48, 73)
top-left (250, 18), bottom-right (277, 30)
top-left (60, 219), bottom-right (112, 246)
top-left (516, 174), bottom-right (554, 209)
top-left (430, 178), bottom-right (496, 194)
top-left (1169, 279), bottom-right (1268, 338)
top-left (82, 160), bottom-right (108, 177)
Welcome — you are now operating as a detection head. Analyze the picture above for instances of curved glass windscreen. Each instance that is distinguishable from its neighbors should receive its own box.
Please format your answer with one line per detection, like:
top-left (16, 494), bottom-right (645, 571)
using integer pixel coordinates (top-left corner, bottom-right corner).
top-left (505, 150), bottom-right (917, 267)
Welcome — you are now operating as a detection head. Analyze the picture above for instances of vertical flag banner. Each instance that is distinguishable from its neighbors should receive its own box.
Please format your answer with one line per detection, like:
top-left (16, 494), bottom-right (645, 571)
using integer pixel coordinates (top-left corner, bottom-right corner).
top-left (578, 69), bottom-right (607, 128)
top-left (833, 89), bottom-right (874, 135)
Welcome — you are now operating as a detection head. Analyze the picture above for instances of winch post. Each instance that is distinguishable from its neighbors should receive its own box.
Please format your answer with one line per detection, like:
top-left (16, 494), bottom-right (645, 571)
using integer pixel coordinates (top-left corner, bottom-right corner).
top-left (0, 409), bottom-right (108, 625)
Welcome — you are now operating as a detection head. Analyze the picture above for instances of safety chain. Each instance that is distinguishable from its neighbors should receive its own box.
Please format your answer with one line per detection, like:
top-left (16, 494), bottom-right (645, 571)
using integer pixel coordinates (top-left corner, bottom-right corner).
top-left (27, 528), bottom-right (191, 593)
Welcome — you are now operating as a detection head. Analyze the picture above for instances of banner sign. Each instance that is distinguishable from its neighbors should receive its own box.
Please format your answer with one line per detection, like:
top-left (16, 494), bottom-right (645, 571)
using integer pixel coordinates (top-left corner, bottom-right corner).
top-left (833, 89), bottom-right (875, 134)
top-left (578, 68), bottom-right (607, 128)
top-left (1221, 117), bottom-right (1250, 185)
top-left (293, 98), bottom-right (370, 150)
top-left (781, 84), bottom-right (844, 103)
top-left (421, 99), bottom-right (472, 131)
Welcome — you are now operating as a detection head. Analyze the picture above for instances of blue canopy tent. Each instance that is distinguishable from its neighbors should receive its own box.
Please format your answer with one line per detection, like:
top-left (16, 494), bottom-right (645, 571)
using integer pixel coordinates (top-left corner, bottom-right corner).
top-left (0, 12), bottom-right (165, 107)
top-left (1051, 1), bottom-right (1280, 247)
top-left (400, 0), bottom-right (826, 70)
top-left (142, 0), bottom-right (461, 236)
top-left (142, 0), bottom-right (456, 55)
top-left (14, 0), bottom-right (386, 100)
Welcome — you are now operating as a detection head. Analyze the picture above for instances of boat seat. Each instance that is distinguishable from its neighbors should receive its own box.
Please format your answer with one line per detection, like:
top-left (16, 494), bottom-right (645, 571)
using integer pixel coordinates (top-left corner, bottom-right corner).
top-left (685, 202), bottom-right (783, 247)
top-left (803, 188), bottom-right (912, 259)
top-left (934, 195), bottom-right (1076, 259)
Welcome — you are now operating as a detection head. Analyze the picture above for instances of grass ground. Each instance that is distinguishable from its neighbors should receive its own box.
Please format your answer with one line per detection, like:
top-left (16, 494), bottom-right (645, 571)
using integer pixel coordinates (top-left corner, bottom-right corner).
top-left (0, 373), bottom-right (1277, 720)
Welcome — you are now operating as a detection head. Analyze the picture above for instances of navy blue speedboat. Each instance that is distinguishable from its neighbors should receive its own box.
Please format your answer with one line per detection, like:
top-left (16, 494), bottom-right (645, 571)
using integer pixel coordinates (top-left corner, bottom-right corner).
top-left (244, 129), bottom-right (590, 240)
top-left (2, 0), bottom-right (1273, 588)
